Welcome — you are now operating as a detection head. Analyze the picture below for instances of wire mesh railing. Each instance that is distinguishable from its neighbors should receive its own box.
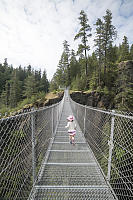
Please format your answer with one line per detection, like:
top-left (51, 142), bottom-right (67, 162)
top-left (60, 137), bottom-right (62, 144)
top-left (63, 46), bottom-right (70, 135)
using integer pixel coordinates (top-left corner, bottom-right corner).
top-left (0, 90), bottom-right (132, 200)
top-left (70, 98), bottom-right (133, 200)
top-left (0, 97), bottom-right (64, 200)
top-left (28, 89), bottom-right (117, 200)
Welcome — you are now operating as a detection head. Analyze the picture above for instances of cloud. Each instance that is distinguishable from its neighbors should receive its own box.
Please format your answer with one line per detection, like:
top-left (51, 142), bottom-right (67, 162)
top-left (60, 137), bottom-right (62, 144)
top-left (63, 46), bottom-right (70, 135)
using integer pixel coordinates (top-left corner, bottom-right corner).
top-left (0, 0), bottom-right (132, 79)
top-left (119, 0), bottom-right (133, 18)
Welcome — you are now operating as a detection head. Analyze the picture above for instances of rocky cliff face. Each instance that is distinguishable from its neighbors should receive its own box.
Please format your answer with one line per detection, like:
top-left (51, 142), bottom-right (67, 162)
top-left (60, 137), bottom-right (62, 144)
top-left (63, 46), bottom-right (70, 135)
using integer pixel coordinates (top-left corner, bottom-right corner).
top-left (31, 92), bottom-right (64, 108)
top-left (70, 91), bottom-right (114, 110)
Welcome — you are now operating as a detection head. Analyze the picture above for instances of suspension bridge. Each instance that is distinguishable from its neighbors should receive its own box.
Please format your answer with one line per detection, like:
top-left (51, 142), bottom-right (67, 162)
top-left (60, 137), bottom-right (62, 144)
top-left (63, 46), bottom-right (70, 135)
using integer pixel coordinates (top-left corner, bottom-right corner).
top-left (0, 90), bottom-right (133, 200)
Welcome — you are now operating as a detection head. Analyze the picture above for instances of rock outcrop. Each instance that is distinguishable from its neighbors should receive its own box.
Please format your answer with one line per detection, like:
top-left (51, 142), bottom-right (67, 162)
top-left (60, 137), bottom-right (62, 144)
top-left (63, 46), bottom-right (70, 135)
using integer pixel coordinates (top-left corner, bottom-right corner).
top-left (70, 91), bottom-right (114, 110)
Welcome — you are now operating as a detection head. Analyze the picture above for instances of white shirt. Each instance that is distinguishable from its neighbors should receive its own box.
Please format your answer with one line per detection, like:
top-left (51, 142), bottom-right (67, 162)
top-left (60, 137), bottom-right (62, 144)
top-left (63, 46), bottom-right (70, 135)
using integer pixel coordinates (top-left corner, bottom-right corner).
top-left (65, 121), bottom-right (76, 131)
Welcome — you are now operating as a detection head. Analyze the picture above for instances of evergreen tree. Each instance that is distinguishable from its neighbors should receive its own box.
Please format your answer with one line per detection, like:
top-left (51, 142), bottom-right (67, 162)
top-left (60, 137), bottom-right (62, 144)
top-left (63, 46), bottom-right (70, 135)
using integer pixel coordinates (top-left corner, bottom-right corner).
top-left (34, 69), bottom-right (41, 91)
top-left (102, 9), bottom-right (117, 74)
top-left (74, 10), bottom-right (92, 76)
top-left (0, 60), bottom-right (13, 95)
top-left (3, 58), bottom-right (8, 68)
top-left (53, 40), bottom-right (70, 88)
top-left (63, 40), bottom-right (70, 86)
top-left (9, 70), bottom-right (22, 108)
top-left (24, 75), bottom-right (37, 98)
top-left (0, 81), bottom-right (10, 107)
top-left (69, 49), bottom-right (80, 81)
top-left (40, 70), bottom-right (49, 93)
top-left (107, 44), bottom-right (118, 65)
top-left (17, 65), bottom-right (27, 82)
top-left (27, 65), bottom-right (32, 76)
top-left (88, 53), bottom-right (98, 89)
top-left (119, 36), bottom-right (130, 61)
top-left (115, 65), bottom-right (133, 111)
top-left (0, 63), bottom-right (5, 95)
top-left (0, 59), bottom-right (50, 113)
top-left (56, 56), bottom-right (66, 87)
top-left (130, 44), bottom-right (133, 60)
top-left (94, 18), bottom-right (104, 86)
top-left (49, 75), bottom-right (58, 91)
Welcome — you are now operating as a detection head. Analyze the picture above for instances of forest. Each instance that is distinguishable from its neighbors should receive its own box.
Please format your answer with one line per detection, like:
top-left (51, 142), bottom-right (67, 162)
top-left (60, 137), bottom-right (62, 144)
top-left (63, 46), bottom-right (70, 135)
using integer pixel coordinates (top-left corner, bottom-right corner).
top-left (50, 9), bottom-right (133, 111)
top-left (0, 9), bottom-right (133, 117)
top-left (0, 60), bottom-right (49, 116)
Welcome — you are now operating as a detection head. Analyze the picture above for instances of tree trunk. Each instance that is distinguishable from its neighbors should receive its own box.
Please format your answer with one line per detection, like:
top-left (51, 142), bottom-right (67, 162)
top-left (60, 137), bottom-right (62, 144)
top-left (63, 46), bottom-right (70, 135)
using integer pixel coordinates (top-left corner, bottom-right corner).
top-left (85, 49), bottom-right (88, 76)
top-left (98, 60), bottom-right (101, 86)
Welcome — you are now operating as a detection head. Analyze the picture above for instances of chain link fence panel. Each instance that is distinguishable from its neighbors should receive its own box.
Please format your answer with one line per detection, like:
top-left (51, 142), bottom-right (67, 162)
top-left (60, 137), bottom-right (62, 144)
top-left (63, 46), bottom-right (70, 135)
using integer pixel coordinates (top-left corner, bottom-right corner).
top-left (70, 98), bottom-right (133, 200)
top-left (0, 97), bottom-right (64, 200)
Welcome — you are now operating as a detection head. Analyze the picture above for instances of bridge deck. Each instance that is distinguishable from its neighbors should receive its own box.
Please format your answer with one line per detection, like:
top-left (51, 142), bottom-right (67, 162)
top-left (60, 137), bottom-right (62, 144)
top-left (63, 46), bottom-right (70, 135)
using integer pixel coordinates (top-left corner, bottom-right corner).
top-left (32, 94), bottom-right (116, 199)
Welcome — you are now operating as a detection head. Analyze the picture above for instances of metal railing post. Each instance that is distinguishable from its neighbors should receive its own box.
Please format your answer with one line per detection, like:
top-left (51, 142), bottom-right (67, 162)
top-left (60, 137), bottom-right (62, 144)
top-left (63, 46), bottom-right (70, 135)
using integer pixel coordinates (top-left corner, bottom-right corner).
top-left (59, 103), bottom-right (61, 120)
top-left (107, 110), bottom-right (115, 181)
top-left (31, 113), bottom-right (36, 184)
top-left (51, 107), bottom-right (54, 137)
top-left (57, 104), bottom-right (59, 123)
top-left (84, 106), bottom-right (87, 134)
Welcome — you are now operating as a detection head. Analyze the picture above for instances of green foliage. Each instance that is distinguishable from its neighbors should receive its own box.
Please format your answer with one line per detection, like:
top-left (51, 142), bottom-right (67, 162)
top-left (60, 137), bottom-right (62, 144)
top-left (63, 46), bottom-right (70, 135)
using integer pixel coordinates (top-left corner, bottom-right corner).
top-left (130, 44), bottom-right (133, 60)
top-left (24, 75), bottom-right (37, 98)
top-left (0, 92), bottom-right (46, 118)
top-left (71, 75), bottom-right (86, 91)
top-left (0, 125), bottom-right (32, 199)
top-left (0, 105), bottom-right (10, 117)
top-left (118, 36), bottom-right (130, 62)
top-left (89, 73), bottom-right (98, 90)
top-left (114, 146), bottom-right (125, 161)
top-left (18, 92), bottom-right (46, 108)
top-left (70, 49), bottom-right (81, 80)
top-left (11, 130), bottom-right (26, 142)
top-left (40, 70), bottom-right (49, 93)
top-left (94, 9), bottom-right (117, 88)
top-left (103, 86), bottom-right (110, 95)
top-left (115, 86), bottom-right (133, 111)
top-left (52, 40), bottom-right (70, 88)
top-left (0, 59), bottom-right (49, 116)
top-left (97, 122), bottom-right (111, 176)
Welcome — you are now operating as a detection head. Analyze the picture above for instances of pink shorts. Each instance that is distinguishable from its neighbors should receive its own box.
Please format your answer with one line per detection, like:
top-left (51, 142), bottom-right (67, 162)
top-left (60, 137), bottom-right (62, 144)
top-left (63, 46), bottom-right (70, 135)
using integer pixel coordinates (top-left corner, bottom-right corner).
top-left (68, 130), bottom-right (76, 136)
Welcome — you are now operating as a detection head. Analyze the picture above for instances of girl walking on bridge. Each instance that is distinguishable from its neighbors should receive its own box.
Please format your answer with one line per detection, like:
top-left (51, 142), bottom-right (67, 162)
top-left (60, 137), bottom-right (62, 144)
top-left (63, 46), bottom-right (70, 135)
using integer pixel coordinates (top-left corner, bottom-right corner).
top-left (65, 115), bottom-right (76, 145)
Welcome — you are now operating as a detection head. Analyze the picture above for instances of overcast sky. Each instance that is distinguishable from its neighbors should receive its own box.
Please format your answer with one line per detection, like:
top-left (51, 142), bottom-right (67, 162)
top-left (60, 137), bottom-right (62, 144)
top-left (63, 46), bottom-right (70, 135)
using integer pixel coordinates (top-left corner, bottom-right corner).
top-left (0, 0), bottom-right (133, 80)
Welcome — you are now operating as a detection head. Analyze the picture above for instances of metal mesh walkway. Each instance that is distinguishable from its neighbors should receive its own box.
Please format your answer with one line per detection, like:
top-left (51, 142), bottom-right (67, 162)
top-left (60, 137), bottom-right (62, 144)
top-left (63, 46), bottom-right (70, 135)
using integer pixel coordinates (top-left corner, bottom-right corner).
top-left (30, 92), bottom-right (116, 200)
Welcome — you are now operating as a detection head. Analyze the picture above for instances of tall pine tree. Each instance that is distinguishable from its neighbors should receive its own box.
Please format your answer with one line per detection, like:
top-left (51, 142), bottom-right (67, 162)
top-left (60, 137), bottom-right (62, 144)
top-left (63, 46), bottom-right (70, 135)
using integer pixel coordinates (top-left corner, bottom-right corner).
top-left (40, 70), bottom-right (49, 93)
top-left (63, 40), bottom-right (70, 86)
top-left (94, 18), bottom-right (104, 86)
top-left (74, 10), bottom-right (91, 76)
top-left (102, 9), bottom-right (117, 74)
